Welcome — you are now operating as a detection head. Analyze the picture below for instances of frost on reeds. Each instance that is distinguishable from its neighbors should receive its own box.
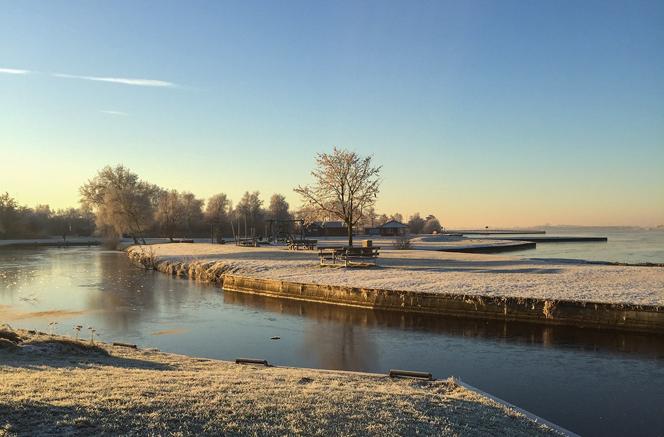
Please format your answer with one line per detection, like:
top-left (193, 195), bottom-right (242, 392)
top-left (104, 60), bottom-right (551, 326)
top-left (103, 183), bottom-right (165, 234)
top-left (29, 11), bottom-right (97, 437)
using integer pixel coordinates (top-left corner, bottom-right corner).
top-left (136, 244), bottom-right (158, 270)
top-left (47, 321), bottom-right (58, 336)
top-left (0, 326), bottom-right (107, 355)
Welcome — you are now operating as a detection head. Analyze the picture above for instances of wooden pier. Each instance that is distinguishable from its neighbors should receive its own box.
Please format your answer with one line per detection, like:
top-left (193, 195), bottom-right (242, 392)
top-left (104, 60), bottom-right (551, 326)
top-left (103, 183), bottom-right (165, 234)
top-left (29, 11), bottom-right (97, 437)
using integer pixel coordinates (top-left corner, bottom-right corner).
top-left (482, 236), bottom-right (608, 243)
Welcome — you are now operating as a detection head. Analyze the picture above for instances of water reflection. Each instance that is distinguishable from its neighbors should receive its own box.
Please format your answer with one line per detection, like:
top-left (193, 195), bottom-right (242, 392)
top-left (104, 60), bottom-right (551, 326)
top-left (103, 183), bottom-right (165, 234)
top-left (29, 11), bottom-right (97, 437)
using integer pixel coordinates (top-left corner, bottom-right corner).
top-left (87, 252), bottom-right (161, 331)
top-left (222, 292), bottom-right (664, 360)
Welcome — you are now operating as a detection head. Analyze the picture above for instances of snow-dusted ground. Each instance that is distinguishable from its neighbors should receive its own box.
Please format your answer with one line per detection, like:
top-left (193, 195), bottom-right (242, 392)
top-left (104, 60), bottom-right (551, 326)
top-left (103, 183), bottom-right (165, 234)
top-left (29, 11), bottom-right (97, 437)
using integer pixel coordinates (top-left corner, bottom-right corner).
top-left (130, 243), bottom-right (664, 306)
top-left (0, 328), bottom-right (560, 436)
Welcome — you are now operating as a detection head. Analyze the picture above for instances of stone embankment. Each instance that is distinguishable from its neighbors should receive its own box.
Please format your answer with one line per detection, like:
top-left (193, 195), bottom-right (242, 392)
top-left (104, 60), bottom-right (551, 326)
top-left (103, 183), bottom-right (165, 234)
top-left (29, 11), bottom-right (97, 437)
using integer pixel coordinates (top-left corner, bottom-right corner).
top-left (128, 245), bottom-right (664, 334)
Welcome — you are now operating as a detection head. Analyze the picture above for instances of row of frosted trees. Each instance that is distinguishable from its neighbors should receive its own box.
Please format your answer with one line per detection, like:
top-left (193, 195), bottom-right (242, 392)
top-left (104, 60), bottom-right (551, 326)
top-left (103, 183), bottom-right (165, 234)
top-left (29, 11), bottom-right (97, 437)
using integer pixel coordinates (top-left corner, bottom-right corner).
top-left (79, 165), bottom-right (293, 244)
top-left (0, 192), bottom-right (95, 239)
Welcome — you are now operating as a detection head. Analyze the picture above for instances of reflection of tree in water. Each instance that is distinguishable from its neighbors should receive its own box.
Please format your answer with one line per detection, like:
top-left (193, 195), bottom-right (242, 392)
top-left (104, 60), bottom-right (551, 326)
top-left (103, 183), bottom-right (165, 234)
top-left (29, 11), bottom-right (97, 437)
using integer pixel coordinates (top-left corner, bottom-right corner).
top-left (223, 292), bottom-right (378, 370)
top-left (222, 291), bottom-right (664, 360)
top-left (85, 251), bottom-right (161, 332)
top-left (303, 320), bottom-right (377, 371)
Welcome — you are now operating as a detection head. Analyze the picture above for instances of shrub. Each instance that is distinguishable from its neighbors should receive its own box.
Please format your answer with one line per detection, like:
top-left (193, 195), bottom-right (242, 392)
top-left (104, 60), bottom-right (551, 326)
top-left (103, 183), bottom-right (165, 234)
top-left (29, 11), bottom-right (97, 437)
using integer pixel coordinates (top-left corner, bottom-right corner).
top-left (393, 236), bottom-right (412, 249)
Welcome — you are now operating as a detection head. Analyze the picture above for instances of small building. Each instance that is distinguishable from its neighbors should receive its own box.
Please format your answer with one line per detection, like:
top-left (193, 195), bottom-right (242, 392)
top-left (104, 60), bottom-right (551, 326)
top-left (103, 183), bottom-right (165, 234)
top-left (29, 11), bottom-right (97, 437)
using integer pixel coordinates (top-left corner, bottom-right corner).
top-left (374, 220), bottom-right (409, 237)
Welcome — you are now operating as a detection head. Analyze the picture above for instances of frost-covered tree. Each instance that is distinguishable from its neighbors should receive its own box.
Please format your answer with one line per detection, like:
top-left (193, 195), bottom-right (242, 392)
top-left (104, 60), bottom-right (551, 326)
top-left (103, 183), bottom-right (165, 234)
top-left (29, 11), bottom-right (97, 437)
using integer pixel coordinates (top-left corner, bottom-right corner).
top-left (51, 207), bottom-right (95, 239)
top-left (375, 213), bottom-right (389, 226)
top-left (180, 192), bottom-right (204, 237)
top-left (407, 213), bottom-right (426, 234)
top-left (389, 213), bottom-right (403, 223)
top-left (235, 191), bottom-right (264, 237)
top-left (80, 165), bottom-right (158, 244)
top-left (0, 192), bottom-right (20, 238)
top-left (423, 216), bottom-right (442, 234)
top-left (155, 189), bottom-right (184, 241)
top-left (361, 206), bottom-right (378, 228)
top-left (205, 193), bottom-right (230, 224)
top-left (294, 148), bottom-right (381, 246)
top-left (205, 193), bottom-right (231, 242)
top-left (268, 194), bottom-right (291, 221)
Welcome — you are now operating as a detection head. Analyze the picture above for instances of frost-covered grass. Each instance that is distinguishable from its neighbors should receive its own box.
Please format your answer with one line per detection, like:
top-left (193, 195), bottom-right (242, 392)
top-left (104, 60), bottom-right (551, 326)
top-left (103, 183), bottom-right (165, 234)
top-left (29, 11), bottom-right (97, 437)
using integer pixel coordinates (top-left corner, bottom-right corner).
top-left (129, 243), bottom-right (664, 306)
top-left (0, 328), bottom-right (560, 436)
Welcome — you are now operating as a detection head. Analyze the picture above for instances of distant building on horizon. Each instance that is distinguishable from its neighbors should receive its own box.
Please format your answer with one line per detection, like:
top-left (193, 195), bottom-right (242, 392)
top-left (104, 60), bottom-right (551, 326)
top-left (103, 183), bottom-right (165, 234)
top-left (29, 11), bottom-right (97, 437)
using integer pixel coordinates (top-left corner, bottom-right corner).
top-left (365, 220), bottom-right (409, 237)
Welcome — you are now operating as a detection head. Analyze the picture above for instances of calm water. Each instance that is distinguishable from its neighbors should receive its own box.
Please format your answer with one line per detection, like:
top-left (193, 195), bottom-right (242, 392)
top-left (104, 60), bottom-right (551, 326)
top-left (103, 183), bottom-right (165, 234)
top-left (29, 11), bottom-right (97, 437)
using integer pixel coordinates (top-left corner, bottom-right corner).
top-left (476, 228), bottom-right (664, 264)
top-left (1, 247), bottom-right (663, 436)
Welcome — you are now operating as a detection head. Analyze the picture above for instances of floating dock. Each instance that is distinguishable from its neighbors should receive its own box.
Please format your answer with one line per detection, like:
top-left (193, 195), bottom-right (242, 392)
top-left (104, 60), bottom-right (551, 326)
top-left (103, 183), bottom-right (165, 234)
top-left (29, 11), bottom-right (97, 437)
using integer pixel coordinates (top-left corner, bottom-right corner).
top-left (437, 241), bottom-right (536, 253)
top-left (482, 236), bottom-right (608, 243)
top-left (449, 229), bottom-right (547, 235)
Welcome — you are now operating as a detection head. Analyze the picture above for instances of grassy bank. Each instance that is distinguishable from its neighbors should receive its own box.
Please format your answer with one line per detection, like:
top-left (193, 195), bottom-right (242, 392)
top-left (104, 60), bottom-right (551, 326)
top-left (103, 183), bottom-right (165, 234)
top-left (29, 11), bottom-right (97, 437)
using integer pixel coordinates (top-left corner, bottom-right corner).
top-left (0, 327), bottom-right (560, 436)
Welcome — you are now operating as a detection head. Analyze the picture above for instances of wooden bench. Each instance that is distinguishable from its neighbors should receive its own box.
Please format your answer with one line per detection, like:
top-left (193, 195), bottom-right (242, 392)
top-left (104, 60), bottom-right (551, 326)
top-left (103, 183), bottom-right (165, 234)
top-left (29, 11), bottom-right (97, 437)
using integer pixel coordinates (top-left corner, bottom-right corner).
top-left (318, 246), bottom-right (380, 267)
top-left (288, 239), bottom-right (318, 250)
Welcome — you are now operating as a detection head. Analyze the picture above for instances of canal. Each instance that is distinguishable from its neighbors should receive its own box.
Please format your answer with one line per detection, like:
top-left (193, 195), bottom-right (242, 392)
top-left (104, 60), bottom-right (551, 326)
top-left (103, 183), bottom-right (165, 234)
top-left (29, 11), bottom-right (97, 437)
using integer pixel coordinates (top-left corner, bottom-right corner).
top-left (1, 247), bottom-right (662, 436)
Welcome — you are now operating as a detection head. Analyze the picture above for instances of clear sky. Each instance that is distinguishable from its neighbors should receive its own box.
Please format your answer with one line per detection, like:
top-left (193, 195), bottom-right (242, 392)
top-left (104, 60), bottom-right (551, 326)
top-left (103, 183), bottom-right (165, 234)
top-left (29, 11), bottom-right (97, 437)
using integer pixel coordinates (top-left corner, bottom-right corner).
top-left (1, 0), bottom-right (663, 227)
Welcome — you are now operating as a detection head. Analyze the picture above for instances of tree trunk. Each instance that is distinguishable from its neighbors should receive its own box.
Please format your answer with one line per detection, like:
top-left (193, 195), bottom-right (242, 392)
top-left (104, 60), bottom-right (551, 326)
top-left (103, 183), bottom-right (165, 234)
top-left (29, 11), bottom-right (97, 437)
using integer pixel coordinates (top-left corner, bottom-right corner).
top-left (347, 221), bottom-right (353, 247)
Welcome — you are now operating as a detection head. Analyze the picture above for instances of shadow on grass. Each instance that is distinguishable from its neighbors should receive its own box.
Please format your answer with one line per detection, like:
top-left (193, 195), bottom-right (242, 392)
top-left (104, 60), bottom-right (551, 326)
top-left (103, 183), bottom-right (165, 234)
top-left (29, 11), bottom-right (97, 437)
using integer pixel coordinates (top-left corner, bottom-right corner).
top-left (0, 399), bottom-right (203, 436)
top-left (0, 336), bottom-right (174, 371)
top-left (0, 391), bottom-right (556, 437)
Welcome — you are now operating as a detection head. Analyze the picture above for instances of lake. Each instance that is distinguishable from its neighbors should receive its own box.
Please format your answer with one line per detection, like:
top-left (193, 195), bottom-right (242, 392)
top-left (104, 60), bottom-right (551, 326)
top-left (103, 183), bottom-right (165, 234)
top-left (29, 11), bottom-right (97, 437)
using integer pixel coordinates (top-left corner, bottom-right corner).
top-left (484, 227), bottom-right (664, 264)
top-left (1, 247), bottom-right (663, 436)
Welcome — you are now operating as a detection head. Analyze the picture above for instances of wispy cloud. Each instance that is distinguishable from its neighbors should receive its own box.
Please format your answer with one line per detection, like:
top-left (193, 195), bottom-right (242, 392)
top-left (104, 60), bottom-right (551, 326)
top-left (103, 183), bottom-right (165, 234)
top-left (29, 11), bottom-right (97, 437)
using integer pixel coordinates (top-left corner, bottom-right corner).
top-left (53, 73), bottom-right (176, 88)
top-left (1, 66), bottom-right (177, 87)
top-left (100, 110), bottom-right (129, 116)
top-left (0, 67), bottom-right (31, 75)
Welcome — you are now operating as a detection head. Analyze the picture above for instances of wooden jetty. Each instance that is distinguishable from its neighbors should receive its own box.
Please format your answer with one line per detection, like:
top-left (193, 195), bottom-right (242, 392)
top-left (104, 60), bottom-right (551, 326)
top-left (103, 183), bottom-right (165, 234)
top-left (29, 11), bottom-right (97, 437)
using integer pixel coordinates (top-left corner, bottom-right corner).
top-left (483, 236), bottom-right (608, 243)
top-left (449, 229), bottom-right (547, 235)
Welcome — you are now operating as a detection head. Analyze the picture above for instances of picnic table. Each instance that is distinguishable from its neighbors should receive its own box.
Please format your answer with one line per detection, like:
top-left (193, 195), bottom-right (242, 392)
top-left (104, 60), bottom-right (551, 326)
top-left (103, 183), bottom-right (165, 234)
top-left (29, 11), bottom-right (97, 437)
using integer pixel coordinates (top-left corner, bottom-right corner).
top-left (318, 246), bottom-right (380, 267)
top-left (288, 239), bottom-right (318, 250)
top-left (237, 238), bottom-right (257, 247)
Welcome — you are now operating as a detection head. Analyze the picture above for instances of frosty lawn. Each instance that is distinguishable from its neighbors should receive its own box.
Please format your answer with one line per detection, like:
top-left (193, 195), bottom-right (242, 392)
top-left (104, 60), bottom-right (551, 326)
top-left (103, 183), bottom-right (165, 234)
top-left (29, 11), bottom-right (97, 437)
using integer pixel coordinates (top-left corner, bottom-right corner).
top-left (129, 243), bottom-right (664, 306)
top-left (0, 328), bottom-right (561, 436)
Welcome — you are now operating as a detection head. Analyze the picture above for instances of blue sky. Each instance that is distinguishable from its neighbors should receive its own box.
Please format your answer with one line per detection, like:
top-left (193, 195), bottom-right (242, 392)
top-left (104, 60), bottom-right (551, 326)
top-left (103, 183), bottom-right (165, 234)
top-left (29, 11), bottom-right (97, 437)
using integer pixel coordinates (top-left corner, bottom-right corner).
top-left (1, 0), bottom-right (663, 227)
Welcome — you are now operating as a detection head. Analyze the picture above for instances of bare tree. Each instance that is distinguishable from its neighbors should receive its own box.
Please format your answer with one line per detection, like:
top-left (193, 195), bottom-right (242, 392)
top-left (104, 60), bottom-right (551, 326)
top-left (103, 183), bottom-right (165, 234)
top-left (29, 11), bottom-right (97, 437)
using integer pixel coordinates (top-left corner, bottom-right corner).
top-left (294, 148), bottom-right (381, 246)
top-left (80, 165), bottom-right (158, 244)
